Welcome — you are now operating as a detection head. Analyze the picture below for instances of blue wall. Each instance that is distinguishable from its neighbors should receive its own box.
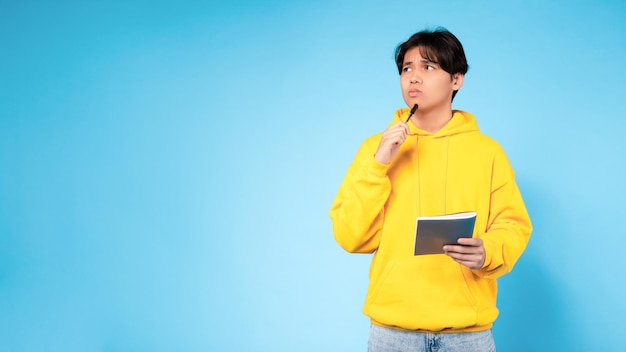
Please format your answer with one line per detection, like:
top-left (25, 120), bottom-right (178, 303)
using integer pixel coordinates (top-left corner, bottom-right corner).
top-left (1, 1), bottom-right (625, 351)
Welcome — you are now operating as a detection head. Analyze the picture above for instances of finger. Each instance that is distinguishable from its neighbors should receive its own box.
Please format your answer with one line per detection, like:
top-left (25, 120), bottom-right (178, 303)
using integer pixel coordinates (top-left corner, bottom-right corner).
top-left (443, 244), bottom-right (478, 254)
top-left (446, 251), bottom-right (481, 261)
top-left (445, 248), bottom-right (485, 269)
top-left (457, 237), bottom-right (482, 247)
top-left (394, 121), bottom-right (410, 134)
top-left (389, 122), bottom-right (410, 134)
top-left (384, 134), bottom-right (405, 147)
top-left (398, 122), bottom-right (410, 135)
top-left (446, 251), bottom-right (482, 266)
top-left (382, 130), bottom-right (407, 145)
top-left (383, 126), bottom-right (406, 138)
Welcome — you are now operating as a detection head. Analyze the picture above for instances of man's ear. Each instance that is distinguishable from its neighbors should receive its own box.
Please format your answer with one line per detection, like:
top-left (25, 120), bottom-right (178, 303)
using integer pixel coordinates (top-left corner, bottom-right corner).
top-left (452, 73), bottom-right (464, 89)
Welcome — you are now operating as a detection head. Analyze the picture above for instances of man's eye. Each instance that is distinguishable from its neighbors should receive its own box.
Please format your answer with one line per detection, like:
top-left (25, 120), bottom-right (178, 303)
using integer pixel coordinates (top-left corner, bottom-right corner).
top-left (425, 65), bottom-right (434, 70)
top-left (403, 67), bottom-right (412, 73)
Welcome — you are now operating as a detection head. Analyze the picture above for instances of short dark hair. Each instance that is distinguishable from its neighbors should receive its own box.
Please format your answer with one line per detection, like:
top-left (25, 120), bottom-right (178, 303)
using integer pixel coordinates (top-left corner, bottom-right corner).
top-left (394, 28), bottom-right (469, 101)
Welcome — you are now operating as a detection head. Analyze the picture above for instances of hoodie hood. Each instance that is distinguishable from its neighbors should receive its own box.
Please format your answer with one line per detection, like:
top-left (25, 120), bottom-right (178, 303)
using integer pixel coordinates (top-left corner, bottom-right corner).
top-left (392, 108), bottom-right (479, 137)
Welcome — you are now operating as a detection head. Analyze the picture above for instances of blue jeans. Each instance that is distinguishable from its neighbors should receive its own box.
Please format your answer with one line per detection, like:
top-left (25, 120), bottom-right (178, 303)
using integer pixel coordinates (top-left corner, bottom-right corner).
top-left (368, 324), bottom-right (496, 352)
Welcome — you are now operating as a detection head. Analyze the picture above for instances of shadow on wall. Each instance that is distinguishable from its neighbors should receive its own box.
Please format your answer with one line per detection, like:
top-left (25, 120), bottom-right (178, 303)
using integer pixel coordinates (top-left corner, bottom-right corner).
top-left (493, 176), bottom-right (577, 352)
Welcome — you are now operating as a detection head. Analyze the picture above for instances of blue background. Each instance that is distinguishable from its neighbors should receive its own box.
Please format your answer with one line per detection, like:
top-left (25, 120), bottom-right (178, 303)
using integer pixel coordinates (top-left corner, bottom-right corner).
top-left (1, 0), bottom-right (625, 351)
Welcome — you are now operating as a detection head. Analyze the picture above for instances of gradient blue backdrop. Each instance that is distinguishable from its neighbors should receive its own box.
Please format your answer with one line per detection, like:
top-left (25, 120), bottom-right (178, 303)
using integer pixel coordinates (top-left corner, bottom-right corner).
top-left (1, 0), bottom-right (625, 351)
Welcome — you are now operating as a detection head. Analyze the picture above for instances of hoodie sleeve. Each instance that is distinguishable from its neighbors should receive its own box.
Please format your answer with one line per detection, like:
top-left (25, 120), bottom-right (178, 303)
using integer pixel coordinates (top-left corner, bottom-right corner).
top-left (475, 148), bottom-right (533, 279)
top-left (329, 135), bottom-right (392, 253)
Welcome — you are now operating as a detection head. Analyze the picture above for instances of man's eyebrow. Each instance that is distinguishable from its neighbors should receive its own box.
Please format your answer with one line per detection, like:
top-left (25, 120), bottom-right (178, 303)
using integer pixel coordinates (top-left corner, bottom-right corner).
top-left (403, 59), bottom-right (439, 66)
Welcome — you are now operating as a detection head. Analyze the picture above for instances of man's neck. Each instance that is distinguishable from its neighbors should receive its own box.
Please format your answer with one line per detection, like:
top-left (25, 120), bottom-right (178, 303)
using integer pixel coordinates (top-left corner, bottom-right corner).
top-left (412, 106), bottom-right (453, 133)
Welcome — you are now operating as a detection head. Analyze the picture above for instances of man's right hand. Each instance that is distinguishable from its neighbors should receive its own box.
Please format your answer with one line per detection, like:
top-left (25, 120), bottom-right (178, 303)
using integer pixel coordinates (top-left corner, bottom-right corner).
top-left (374, 122), bottom-right (411, 165)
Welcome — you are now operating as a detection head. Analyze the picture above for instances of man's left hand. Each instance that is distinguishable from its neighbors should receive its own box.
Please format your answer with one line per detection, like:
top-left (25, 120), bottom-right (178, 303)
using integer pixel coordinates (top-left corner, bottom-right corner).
top-left (443, 237), bottom-right (485, 270)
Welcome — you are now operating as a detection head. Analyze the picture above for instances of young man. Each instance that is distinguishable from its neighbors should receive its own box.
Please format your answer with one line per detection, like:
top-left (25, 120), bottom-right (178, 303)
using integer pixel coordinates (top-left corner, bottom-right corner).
top-left (329, 28), bottom-right (532, 351)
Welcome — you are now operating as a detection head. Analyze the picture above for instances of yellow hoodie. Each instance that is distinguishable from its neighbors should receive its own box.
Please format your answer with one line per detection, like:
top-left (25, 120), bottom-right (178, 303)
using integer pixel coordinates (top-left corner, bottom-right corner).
top-left (329, 108), bottom-right (532, 332)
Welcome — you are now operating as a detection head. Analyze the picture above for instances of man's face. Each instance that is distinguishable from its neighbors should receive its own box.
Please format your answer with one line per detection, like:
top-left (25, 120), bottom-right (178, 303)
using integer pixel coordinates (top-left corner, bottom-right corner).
top-left (400, 46), bottom-right (463, 112)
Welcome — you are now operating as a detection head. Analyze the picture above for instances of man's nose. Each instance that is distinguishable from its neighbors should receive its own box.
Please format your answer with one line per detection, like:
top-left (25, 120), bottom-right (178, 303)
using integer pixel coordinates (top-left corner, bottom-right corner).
top-left (410, 71), bottom-right (421, 84)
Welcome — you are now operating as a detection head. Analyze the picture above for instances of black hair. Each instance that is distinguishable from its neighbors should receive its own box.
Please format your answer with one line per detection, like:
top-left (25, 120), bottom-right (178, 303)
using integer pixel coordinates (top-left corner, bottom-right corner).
top-left (394, 28), bottom-right (469, 101)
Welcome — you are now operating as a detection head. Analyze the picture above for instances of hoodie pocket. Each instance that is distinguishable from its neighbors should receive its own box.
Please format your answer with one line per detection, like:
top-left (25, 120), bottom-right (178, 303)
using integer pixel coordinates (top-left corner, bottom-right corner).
top-left (365, 257), bottom-right (480, 331)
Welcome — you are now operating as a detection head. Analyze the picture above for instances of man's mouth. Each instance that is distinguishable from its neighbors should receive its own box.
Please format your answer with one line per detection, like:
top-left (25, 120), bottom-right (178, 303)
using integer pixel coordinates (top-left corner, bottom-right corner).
top-left (408, 89), bottom-right (421, 97)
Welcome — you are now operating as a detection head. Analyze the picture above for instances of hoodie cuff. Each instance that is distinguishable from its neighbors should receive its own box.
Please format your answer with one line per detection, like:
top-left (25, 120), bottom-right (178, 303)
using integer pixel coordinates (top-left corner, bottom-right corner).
top-left (364, 155), bottom-right (391, 178)
top-left (473, 237), bottom-right (503, 278)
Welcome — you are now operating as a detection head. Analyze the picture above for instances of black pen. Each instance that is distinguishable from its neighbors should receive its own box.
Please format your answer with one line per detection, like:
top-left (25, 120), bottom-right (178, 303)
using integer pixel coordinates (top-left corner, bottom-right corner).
top-left (405, 104), bottom-right (418, 123)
